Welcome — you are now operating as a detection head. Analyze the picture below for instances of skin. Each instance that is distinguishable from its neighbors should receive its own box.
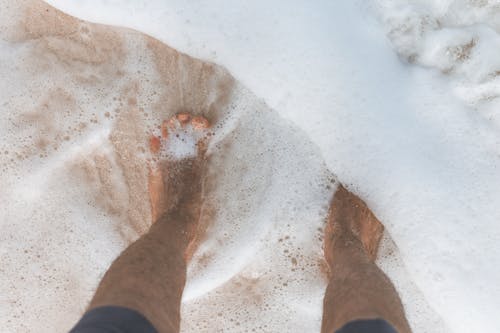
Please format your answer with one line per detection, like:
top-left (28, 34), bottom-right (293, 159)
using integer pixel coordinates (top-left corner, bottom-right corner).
top-left (321, 185), bottom-right (412, 333)
top-left (86, 113), bottom-right (412, 333)
top-left (88, 113), bottom-right (208, 333)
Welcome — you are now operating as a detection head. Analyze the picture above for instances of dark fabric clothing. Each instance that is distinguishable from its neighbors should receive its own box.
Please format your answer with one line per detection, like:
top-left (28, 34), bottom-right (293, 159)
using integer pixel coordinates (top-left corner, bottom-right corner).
top-left (70, 306), bottom-right (396, 333)
top-left (69, 306), bottom-right (157, 333)
top-left (335, 319), bottom-right (398, 333)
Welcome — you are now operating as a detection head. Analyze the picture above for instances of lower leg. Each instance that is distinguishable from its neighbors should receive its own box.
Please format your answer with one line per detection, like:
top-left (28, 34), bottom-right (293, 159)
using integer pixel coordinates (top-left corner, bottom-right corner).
top-left (89, 213), bottom-right (190, 332)
top-left (86, 114), bottom-right (210, 333)
top-left (321, 185), bottom-right (412, 333)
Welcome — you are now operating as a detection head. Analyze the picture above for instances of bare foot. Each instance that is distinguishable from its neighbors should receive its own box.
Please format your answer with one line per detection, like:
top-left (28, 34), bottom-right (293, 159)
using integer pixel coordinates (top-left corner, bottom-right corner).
top-left (324, 184), bottom-right (384, 266)
top-left (148, 112), bottom-right (211, 259)
top-left (321, 185), bottom-right (412, 333)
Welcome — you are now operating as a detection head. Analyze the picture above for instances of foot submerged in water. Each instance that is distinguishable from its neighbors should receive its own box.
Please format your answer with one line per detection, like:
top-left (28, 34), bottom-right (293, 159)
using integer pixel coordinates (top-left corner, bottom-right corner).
top-left (324, 184), bottom-right (385, 266)
top-left (148, 112), bottom-right (211, 258)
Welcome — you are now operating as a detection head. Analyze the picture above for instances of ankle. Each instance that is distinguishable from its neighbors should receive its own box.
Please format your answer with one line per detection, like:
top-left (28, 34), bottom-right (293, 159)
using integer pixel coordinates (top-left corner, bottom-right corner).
top-left (325, 234), bottom-right (372, 270)
top-left (149, 213), bottom-right (193, 250)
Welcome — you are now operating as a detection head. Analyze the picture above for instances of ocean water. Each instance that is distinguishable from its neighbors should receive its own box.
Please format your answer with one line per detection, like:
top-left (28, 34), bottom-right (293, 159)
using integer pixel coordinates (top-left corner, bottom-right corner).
top-left (2, 0), bottom-right (500, 332)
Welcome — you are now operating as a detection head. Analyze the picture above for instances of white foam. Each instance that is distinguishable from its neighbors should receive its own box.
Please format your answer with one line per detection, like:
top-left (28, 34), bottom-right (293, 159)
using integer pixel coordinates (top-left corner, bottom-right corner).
top-left (161, 132), bottom-right (197, 160)
top-left (0, 5), bottom-right (339, 331)
top-left (3, 0), bottom-right (500, 332)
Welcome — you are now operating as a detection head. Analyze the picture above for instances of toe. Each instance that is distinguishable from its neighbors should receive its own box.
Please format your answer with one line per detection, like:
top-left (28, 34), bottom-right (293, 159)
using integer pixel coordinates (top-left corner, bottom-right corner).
top-left (161, 120), bottom-right (169, 138)
top-left (167, 117), bottom-right (178, 129)
top-left (150, 135), bottom-right (161, 154)
top-left (176, 113), bottom-right (191, 125)
top-left (192, 116), bottom-right (210, 129)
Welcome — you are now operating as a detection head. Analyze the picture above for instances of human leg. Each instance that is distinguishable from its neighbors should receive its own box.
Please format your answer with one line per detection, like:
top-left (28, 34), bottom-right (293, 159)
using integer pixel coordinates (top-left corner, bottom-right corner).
top-left (70, 113), bottom-right (210, 333)
top-left (321, 185), bottom-right (412, 333)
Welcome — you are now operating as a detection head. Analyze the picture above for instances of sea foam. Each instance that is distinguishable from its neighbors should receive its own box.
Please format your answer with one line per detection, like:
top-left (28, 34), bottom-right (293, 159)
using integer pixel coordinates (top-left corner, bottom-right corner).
top-left (2, 0), bottom-right (500, 332)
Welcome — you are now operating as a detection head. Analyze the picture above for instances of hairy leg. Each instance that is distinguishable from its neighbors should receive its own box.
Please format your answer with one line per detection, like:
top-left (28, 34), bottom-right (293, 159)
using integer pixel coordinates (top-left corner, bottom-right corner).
top-left (321, 185), bottom-right (412, 333)
top-left (88, 113), bottom-right (210, 333)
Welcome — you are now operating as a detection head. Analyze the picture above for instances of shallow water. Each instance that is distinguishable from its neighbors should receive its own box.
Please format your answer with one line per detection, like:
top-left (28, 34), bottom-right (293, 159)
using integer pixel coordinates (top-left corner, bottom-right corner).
top-left (0, 2), bottom-right (335, 331)
top-left (3, 1), bottom-right (498, 332)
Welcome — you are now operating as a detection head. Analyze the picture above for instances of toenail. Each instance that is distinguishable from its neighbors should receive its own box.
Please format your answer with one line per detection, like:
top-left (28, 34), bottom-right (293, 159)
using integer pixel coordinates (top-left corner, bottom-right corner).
top-left (192, 116), bottom-right (210, 129)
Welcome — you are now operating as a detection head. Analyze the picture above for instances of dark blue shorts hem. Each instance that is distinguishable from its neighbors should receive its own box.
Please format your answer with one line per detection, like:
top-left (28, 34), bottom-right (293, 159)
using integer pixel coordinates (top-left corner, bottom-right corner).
top-left (69, 306), bottom-right (157, 333)
top-left (335, 319), bottom-right (398, 333)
